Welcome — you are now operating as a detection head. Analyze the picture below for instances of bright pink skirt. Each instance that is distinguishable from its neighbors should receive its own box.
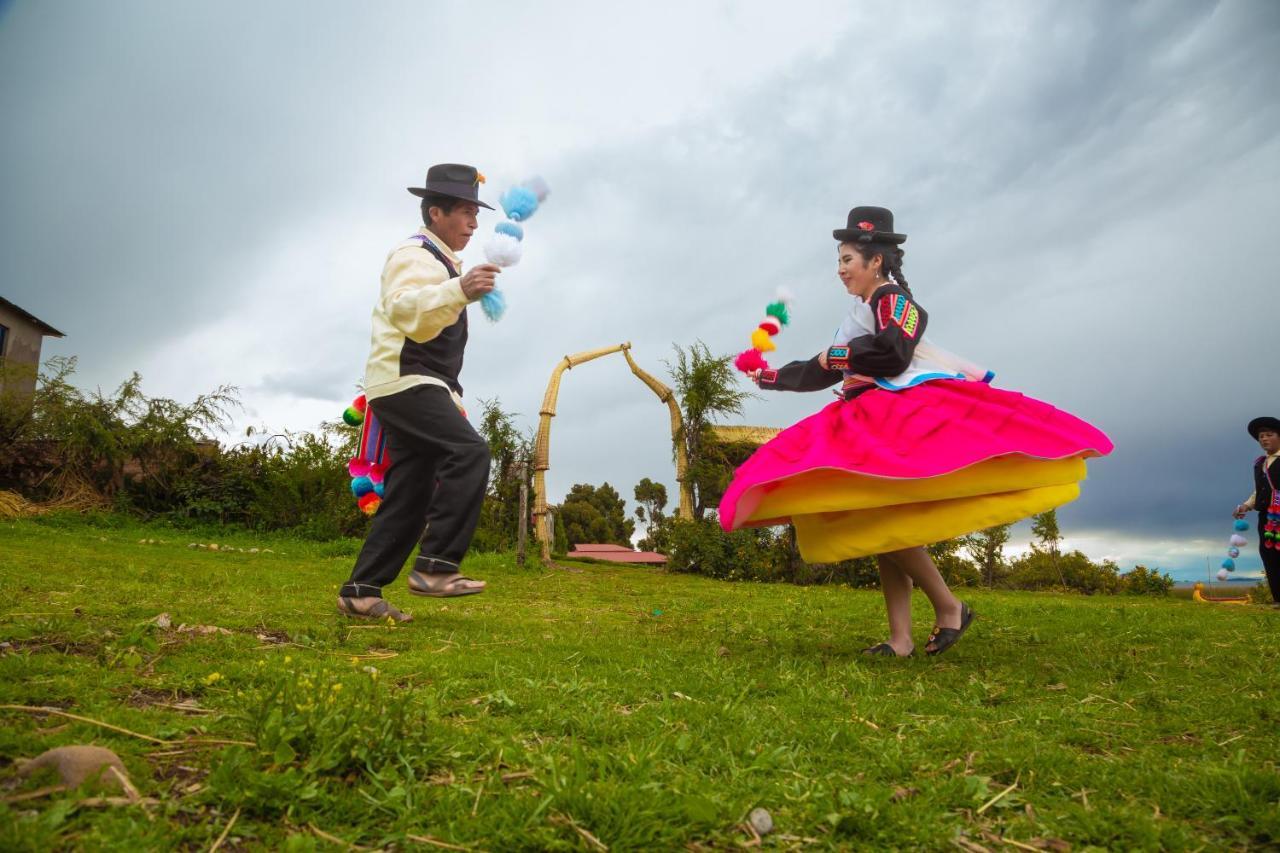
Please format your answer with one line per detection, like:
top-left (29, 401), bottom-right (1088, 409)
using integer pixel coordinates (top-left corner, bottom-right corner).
top-left (718, 379), bottom-right (1112, 559)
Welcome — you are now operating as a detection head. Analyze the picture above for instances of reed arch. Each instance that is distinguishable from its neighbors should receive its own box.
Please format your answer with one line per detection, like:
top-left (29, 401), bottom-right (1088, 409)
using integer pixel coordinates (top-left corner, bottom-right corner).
top-left (531, 343), bottom-right (693, 561)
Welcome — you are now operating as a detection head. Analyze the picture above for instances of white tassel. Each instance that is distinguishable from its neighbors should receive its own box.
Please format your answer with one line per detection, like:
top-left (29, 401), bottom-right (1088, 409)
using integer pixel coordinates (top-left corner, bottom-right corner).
top-left (484, 232), bottom-right (523, 267)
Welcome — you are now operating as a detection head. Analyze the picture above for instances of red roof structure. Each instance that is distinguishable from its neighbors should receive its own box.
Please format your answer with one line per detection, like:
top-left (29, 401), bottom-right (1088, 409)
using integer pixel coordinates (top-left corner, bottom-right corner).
top-left (567, 543), bottom-right (667, 565)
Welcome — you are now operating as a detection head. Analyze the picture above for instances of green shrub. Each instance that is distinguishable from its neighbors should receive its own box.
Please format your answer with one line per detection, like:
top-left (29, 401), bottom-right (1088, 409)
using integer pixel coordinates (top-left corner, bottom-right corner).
top-left (1119, 564), bottom-right (1175, 596)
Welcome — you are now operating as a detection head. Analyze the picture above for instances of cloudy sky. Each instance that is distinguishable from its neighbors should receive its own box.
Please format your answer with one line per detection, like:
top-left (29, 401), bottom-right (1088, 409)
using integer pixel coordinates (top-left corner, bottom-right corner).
top-left (3, 1), bottom-right (1277, 579)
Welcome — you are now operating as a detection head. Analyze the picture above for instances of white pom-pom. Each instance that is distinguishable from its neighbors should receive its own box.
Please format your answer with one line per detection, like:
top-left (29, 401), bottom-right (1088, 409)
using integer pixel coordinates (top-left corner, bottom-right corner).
top-left (484, 232), bottom-right (523, 267)
top-left (774, 286), bottom-right (797, 306)
top-left (1229, 534), bottom-right (1248, 547)
top-left (1216, 568), bottom-right (1230, 581)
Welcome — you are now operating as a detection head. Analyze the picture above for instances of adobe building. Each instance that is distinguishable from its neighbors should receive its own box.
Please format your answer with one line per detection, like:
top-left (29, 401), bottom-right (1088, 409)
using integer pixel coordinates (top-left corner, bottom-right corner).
top-left (0, 297), bottom-right (65, 399)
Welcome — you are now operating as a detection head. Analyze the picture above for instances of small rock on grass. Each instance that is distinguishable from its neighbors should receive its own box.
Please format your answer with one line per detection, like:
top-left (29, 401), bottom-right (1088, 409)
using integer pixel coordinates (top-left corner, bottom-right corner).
top-left (748, 807), bottom-right (773, 835)
top-left (17, 746), bottom-right (129, 791)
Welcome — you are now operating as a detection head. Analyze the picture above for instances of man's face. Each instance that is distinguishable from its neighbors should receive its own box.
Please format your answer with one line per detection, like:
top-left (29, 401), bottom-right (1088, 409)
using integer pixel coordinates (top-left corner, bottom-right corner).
top-left (429, 202), bottom-right (480, 251)
top-left (1259, 430), bottom-right (1280, 454)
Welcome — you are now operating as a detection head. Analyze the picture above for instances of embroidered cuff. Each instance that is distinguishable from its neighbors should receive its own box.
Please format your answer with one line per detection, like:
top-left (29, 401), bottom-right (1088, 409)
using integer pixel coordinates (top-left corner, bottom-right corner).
top-left (826, 346), bottom-right (851, 372)
top-left (758, 368), bottom-right (779, 387)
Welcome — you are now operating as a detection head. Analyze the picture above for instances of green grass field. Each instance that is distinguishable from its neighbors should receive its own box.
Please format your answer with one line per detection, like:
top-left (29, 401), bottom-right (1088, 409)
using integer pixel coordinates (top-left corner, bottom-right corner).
top-left (1, 515), bottom-right (1277, 851)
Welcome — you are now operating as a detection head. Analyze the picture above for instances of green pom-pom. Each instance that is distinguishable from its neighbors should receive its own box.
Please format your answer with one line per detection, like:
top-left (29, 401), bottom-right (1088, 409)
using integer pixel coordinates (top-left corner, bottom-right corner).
top-left (342, 406), bottom-right (364, 426)
top-left (765, 301), bottom-right (789, 326)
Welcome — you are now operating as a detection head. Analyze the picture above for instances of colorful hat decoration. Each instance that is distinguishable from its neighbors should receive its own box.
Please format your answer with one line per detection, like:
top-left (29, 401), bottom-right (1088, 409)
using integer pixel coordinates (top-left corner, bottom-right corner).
top-left (735, 287), bottom-right (796, 375)
top-left (478, 176), bottom-right (551, 322)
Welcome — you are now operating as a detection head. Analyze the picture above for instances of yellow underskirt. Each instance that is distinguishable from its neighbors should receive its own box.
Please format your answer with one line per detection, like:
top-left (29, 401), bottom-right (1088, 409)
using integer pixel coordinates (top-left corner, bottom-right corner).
top-left (790, 481), bottom-right (1081, 563)
top-left (739, 455), bottom-right (1086, 526)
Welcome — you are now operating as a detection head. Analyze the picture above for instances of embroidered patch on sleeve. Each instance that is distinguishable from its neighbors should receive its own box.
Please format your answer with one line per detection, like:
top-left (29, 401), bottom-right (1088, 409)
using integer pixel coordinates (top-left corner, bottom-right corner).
top-left (877, 293), bottom-right (921, 339)
top-left (826, 346), bottom-right (851, 371)
top-left (759, 369), bottom-right (779, 385)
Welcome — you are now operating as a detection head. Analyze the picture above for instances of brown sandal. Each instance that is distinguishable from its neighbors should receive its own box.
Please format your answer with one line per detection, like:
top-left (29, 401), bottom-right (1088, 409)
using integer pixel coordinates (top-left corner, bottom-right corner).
top-left (336, 596), bottom-right (413, 623)
top-left (407, 571), bottom-right (486, 598)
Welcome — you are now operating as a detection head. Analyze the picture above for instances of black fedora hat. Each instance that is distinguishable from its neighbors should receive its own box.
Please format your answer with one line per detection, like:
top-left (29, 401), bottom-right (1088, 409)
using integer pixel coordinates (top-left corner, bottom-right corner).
top-left (833, 206), bottom-right (906, 244)
top-left (1248, 416), bottom-right (1280, 439)
top-left (407, 163), bottom-right (494, 210)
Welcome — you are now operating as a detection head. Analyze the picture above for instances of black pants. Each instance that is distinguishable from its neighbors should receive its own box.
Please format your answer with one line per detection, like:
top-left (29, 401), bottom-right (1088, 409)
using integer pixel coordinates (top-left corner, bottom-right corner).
top-left (1261, 521), bottom-right (1280, 603)
top-left (341, 384), bottom-right (490, 598)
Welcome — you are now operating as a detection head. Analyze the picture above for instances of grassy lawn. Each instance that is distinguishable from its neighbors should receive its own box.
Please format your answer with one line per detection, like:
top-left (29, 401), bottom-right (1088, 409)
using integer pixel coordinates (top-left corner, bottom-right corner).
top-left (0, 515), bottom-right (1277, 851)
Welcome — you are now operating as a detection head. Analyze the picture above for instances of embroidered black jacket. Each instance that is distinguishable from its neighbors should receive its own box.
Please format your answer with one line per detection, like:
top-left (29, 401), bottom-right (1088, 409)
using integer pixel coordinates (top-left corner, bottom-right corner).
top-left (759, 283), bottom-right (927, 396)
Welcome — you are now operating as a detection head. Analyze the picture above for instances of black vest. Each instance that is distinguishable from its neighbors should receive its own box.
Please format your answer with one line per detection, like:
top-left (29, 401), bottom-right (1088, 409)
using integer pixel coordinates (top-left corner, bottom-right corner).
top-left (399, 237), bottom-right (468, 396)
top-left (1255, 455), bottom-right (1279, 513)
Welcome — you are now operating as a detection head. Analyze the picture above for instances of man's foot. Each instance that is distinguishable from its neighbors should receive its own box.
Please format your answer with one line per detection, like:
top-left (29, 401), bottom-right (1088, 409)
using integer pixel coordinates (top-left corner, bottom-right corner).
top-left (336, 595), bottom-right (413, 623)
top-left (862, 641), bottom-right (915, 657)
top-left (407, 570), bottom-right (486, 598)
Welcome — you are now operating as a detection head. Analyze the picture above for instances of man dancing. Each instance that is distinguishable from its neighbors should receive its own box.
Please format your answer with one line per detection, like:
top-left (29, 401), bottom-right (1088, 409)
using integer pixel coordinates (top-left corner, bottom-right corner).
top-left (338, 164), bottom-right (501, 622)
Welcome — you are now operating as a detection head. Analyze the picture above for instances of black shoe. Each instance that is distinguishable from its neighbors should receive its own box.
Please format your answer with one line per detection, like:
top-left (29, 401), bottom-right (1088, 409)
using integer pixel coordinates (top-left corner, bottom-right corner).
top-left (862, 642), bottom-right (914, 657)
top-left (925, 602), bottom-right (975, 656)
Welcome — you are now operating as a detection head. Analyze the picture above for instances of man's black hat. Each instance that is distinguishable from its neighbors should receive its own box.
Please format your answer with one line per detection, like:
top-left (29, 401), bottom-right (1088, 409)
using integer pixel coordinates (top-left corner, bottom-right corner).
top-left (407, 163), bottom-right (494, 210)
top-left (1248, 416), bottom-right (1280, 439)
top-left (833, 206), bottom-right (907, 244)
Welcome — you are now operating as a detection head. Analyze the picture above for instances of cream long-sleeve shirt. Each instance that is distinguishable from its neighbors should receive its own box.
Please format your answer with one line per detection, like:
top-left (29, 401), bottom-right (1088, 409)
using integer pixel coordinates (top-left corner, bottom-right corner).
top-left (1241, 450), bottom-right (1280, 509)
top-left (363, 227), bottom-right (473, 404)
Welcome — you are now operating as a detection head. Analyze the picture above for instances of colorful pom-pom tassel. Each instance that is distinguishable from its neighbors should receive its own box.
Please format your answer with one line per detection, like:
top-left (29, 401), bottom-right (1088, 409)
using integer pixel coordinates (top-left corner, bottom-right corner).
top-left (734, 348), bottom-right (769, 374)
top-left (750, 328), bottom-right (776, 352)
top-left (368, 464), bottom-right (386, 484)
top-left (1216, 568), bottom-right (1230, 581)
top-left (348, 458), bottom-right (372, 478)
top-left (343, 406), bottom-right (364, 426)
top-left (351, 476), bottom-right (375, 498)
top-left (353, 395), bottom-right (367, 413)
top-left (483, 232), bottom-right (523, 267)
top-left (500, 186), bottom-right (539, 222)
top-left (765, 301), bottom-right (790, 326)
top-left (1234, 519), bottom-right (1250, 531)
top-left (358, 493), bottom-right (381, 515)
top-left (1221, 558), bottom-right (1235, 571)
top-left (758, 317), bottom-right (782, 336)
top-left (495, 220), bottom-right (525, 241)
top-left (374, 482), bottom-right (385, 498)
top-left (1228, 547), bottom-right (1240, 558)
top-left (1229, 534), bottom-right (1248, 547)
top-left (480, 289), bottom-right (507, 322)
top-left (524, 176), bottom-right (551, 203)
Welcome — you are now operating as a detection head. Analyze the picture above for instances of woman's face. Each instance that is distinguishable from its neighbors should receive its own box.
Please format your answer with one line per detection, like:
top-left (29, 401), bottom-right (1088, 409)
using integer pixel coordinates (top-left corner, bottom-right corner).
top-left (1259, 429), bottom-right (1280, 454)
top-left (837, 243), bottom-right (882, 296)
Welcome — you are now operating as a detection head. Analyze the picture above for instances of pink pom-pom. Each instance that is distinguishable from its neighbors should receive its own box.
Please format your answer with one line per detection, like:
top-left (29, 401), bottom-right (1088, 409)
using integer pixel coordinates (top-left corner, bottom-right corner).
top-left (734, 348), bottom-right (770, 375)
top-left (368, 464), bottom-right (386, 484)
top-left (353, 395), bottom-right (368, 413)
top-left (348, 458), bottom-right (372, 478)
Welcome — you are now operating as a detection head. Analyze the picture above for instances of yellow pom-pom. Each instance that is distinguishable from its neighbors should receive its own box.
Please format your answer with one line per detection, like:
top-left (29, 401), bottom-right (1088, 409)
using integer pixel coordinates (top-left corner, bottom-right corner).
top-left (751, 328), bottom-right (776, 352)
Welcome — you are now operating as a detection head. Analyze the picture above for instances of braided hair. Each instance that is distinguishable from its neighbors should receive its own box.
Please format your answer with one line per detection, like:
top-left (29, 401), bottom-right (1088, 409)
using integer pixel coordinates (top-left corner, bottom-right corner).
top-left (848, 242), bottom-right (912, 295)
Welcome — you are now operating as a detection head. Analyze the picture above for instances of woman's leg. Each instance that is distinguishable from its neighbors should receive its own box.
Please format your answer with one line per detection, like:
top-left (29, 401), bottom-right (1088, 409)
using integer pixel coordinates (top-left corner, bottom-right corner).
top-left (877, 552), bottom-right (915, 655)
top-left (885, 546), bottom-right (963, 632)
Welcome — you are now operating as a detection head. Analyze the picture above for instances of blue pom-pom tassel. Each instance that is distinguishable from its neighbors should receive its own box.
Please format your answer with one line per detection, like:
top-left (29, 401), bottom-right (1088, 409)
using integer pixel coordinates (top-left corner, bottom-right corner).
top-left (480, 288), bottom-right (506, 322)
top-left (495, 220), bottom-right (524, 241)
top-left (1221, 558), bottom-right (1235, 571)
top-left (1234, 519), bottom-right (1250, 531)
top-left (374, 482), bottom-right (385, 498)
top-left (500, 186), bottom-right (539, 222)
top-left (351, 476), bottom-right (374, 498)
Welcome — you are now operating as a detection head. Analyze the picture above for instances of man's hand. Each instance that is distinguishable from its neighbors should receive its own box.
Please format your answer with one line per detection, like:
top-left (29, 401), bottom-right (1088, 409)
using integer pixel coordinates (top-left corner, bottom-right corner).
top-left (817, 350), bottom-right (829, 370)
top-left (750, 369), bottom-right (762, 386)
top-left (1233, 504), bottom-right (1250, 519)
top-left (460, 264), bottom-right (501, 300)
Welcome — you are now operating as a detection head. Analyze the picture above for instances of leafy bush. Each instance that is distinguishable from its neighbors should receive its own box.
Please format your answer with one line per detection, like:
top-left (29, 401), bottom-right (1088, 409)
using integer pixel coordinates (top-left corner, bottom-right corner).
top-left (1118, 564), bottom-right (1175, 596)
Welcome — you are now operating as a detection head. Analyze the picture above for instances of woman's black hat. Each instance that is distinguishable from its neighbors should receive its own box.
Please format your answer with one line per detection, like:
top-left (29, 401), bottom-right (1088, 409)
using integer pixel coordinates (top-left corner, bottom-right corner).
top-left (407, 163), bottom-right (494, 210)
top-left (833, 206), bottom-right (906, 244)
top-left (1248, 416), bottom-right (1280, 439)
